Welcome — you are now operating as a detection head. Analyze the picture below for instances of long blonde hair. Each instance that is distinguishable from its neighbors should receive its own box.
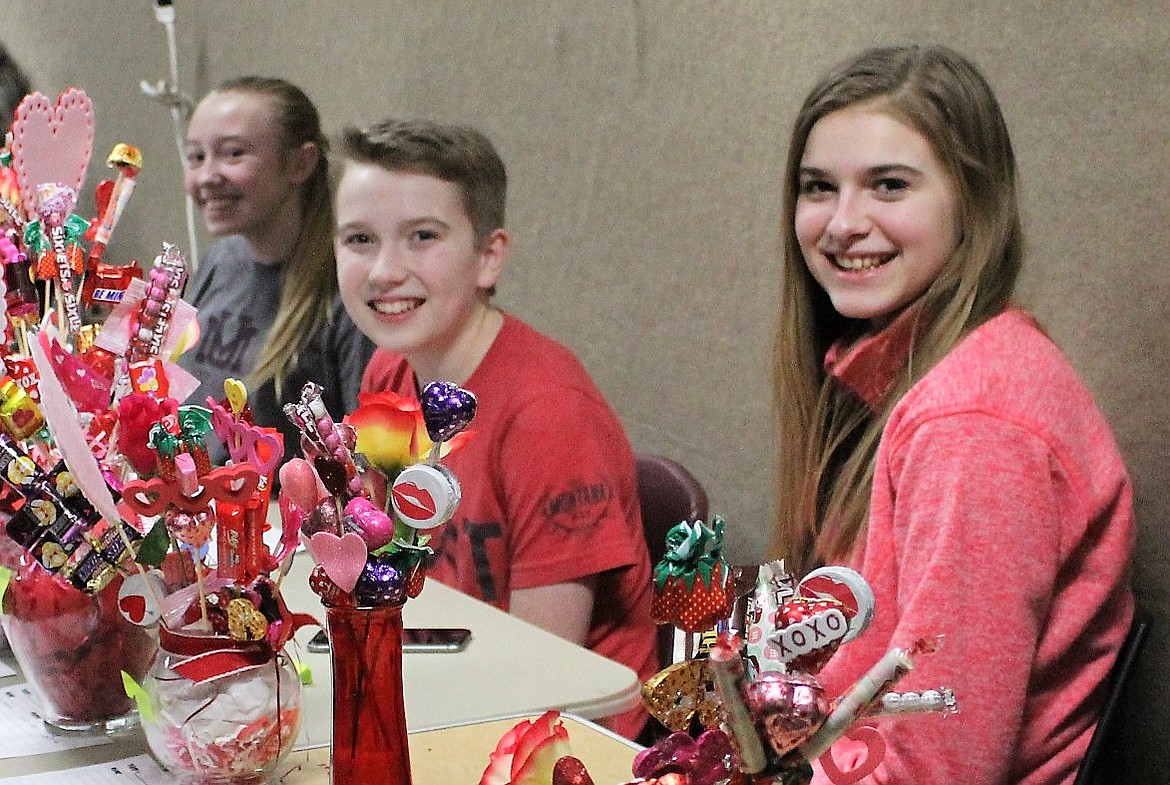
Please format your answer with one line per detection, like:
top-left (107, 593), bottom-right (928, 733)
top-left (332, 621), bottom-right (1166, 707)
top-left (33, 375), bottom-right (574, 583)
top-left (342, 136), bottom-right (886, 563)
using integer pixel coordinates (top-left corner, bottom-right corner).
top-left (771, 45), bottom-right (1024, 573)
top-left (212, 76), bottom-right (336, 398)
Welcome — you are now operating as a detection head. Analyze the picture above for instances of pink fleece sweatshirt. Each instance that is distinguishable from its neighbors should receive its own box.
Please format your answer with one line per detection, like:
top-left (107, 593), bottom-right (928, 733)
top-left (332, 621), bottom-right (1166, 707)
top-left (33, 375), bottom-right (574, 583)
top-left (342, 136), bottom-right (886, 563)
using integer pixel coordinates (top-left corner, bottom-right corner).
top-left (811, 308), bottom-right (1135, 785)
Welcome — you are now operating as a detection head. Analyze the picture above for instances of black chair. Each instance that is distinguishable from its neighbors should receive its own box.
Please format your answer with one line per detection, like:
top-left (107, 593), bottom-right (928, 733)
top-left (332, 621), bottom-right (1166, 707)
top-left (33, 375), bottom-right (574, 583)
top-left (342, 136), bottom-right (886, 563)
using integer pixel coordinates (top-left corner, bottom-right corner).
top-left (1073, 609), bottom-right (1151, 785)
top-left (634, 452), bottom-right (709, 670)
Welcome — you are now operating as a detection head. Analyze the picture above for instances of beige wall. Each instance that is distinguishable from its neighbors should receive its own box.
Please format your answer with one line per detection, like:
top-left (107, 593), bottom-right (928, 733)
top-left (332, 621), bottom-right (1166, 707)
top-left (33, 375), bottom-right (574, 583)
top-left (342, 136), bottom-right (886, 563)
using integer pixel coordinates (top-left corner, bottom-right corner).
top-left (6, 1), bottom-right (1169, 777)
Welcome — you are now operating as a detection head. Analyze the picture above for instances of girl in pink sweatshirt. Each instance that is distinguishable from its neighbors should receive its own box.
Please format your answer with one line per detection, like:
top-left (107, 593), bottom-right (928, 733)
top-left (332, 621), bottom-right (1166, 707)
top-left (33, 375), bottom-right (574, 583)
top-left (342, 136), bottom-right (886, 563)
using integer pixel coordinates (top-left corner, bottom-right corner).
top-left (771, 45), bottom-right (1135, 784)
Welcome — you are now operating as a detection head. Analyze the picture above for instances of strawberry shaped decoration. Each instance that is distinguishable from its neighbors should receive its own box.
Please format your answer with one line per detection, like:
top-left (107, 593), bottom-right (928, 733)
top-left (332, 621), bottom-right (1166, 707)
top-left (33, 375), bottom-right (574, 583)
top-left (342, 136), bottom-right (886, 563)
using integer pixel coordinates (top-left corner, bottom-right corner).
top-left (650, 517), bottom-right (735, 633)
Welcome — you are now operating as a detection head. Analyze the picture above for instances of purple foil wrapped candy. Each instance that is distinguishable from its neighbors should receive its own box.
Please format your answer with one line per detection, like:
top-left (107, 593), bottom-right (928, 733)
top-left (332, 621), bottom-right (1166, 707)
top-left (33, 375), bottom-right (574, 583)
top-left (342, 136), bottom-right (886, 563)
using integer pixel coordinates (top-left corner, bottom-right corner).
top-left (353, 555), bottom-right (406, 607)
top-left (419, 381), bottom-right (477, 444)
top-left (745, 671), bottom-right (829, 758)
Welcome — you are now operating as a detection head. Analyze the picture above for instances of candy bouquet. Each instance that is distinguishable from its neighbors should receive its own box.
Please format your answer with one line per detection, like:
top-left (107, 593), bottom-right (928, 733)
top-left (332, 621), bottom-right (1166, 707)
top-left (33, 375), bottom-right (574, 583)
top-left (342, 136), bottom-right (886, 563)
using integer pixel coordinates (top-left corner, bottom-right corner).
top-left (0, 88), bottom-right (317, 783)
top-left (477, 522), bottom-right (957, 785)
top-left (0, 88), bottom-right (170, 733)
top-left (278, 380), bottom-right (477, 785)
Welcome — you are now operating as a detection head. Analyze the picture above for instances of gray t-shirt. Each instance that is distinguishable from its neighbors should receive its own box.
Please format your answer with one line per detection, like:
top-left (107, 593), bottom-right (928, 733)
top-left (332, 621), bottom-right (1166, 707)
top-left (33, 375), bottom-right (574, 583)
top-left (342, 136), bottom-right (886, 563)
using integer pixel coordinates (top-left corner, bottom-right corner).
top-left (178, 235), bottom-right (374, 465)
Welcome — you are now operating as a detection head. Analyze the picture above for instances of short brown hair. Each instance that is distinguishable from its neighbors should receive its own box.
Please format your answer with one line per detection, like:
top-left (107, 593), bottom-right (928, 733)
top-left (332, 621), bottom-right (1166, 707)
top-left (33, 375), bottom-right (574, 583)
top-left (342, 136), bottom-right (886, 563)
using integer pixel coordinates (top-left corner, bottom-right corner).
top-left (337, 119), bottom-right (506, 249)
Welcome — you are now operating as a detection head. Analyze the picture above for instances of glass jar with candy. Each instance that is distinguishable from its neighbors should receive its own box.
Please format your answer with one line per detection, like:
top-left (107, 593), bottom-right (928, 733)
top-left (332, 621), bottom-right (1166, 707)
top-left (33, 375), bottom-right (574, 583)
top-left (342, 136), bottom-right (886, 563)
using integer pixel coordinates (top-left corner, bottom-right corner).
top-left (1, 551), bottom-right (156, 733)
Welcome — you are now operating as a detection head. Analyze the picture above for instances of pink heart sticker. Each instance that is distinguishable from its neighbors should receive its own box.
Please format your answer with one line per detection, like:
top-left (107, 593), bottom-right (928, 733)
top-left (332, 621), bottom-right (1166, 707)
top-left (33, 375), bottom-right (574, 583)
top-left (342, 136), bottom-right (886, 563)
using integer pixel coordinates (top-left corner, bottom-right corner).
top-left (819, 725), bottom-right (886, 785)
top-left (10, 89), bottom-right (95, 218)
top-left (305, 531), bottom-right (368, 594)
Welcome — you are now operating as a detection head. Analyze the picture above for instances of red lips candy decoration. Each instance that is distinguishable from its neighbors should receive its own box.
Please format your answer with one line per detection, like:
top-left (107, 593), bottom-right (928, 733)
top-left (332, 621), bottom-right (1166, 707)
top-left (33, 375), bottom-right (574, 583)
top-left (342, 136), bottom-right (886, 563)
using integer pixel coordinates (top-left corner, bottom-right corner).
top-left (391, 463), bottom-right (462, 530)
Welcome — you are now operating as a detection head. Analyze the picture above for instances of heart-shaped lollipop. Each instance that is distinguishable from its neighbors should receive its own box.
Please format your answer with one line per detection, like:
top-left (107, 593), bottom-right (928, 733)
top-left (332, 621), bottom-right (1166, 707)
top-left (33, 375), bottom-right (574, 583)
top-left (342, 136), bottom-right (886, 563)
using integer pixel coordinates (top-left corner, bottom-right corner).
top-left (419, 381), bottom-right (477, 444)
top-left (771, 595), bottom-right (850, 673)
top-left (9, 89), bottom-right (95, 218)
top-left (798, 565), bottom-right (875, 643)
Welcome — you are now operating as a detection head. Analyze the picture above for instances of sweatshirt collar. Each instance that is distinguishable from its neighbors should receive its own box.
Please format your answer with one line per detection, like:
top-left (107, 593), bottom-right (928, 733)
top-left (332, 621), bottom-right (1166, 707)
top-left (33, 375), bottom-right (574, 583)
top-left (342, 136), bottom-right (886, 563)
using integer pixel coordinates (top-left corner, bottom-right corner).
top-left (823, 306), bottom-right (924, 410)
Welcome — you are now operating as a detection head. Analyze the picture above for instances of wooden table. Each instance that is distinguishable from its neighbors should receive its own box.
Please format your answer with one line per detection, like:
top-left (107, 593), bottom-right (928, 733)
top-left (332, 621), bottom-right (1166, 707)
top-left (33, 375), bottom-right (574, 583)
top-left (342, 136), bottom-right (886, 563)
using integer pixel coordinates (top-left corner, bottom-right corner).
top-left (273, 714), bottom-right (640, 785)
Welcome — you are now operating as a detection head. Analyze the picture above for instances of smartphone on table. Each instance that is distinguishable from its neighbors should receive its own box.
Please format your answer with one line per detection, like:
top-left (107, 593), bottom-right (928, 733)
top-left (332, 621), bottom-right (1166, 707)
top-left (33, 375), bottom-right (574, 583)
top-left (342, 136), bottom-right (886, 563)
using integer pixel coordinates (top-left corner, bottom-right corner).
top-left (307, 627), bottom-right (472, 654)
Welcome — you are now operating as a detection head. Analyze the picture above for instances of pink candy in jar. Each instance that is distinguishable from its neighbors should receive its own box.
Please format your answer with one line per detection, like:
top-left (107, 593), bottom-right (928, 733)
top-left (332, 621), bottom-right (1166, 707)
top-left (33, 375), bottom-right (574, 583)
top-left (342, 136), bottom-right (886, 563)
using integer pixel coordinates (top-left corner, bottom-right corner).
top-left (141, 627), bottom-right (302, 785)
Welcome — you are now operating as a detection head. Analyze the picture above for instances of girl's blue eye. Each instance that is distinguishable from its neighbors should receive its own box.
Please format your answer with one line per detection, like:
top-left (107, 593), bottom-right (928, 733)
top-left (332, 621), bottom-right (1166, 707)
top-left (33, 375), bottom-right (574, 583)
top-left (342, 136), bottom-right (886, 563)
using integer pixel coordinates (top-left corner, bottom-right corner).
top-left (413, 229), bottom-right (439, 242)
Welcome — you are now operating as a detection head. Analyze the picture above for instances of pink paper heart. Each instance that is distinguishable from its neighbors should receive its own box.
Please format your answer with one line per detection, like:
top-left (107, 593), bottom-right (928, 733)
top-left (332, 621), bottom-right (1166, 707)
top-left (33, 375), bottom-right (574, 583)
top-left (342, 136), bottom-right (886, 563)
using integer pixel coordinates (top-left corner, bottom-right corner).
top-left (10, 89), bottom-right (95, 218)
top-left (819, 725), bottom-right (886, 785)
top-left (305, 531), bottom-right (368, 594)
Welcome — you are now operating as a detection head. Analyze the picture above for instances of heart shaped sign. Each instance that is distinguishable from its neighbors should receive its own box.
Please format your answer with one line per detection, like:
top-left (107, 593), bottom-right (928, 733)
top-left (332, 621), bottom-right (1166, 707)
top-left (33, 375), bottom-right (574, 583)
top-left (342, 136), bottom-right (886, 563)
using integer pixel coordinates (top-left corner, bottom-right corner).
top-left (119, 594), bottom-right (147, 624)
top-left (419, 381), bottom-right (477, 444)
top-left (304, 530), bottom-right (368, 594)
top-left (10, 89), bottom-right (95, 219)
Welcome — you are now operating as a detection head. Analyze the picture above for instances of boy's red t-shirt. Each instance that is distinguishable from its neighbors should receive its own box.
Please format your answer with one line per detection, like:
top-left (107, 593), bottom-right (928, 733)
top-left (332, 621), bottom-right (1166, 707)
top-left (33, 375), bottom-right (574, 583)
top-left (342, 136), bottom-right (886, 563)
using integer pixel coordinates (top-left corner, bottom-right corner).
top-left (362, 313), bottom-right (657, 738)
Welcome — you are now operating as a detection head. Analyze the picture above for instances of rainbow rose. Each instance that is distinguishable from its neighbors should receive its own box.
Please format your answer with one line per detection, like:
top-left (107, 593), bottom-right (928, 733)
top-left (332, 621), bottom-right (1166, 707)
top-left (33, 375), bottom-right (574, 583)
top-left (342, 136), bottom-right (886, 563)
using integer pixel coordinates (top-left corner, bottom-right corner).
top-left (347, 389), bottom-right (472, 480)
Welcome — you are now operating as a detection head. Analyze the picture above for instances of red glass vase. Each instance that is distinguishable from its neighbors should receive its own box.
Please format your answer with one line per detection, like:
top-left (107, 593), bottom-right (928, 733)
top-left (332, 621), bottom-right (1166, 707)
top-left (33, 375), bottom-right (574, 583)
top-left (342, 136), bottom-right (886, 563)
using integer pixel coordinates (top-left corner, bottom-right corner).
top-left (326, 603), bottom-right (412, 785)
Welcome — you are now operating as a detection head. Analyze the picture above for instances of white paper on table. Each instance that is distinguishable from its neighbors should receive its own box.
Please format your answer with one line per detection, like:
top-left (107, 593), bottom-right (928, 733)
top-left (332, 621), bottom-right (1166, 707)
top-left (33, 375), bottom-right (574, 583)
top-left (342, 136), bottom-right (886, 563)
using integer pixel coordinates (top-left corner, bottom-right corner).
top-left (0, 661), bottom-right (14, 678)
top-left (0, 754), bottom-right (176, 784)
top-left (0, 682), bottom-right (112, 758)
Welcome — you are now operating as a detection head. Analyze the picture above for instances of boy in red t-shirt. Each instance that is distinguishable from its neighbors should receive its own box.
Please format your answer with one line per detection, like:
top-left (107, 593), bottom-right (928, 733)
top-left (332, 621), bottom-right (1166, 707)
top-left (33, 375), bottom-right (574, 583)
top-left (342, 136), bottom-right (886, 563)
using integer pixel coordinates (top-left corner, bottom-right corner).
top-left (333, 119), bottom-right (657, 739)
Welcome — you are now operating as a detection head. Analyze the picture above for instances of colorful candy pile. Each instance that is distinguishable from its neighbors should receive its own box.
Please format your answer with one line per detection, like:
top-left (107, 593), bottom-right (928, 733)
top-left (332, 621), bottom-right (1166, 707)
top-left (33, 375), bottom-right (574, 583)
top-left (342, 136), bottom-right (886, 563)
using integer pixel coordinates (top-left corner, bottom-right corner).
top-left (279, 381), bottom-right (476, 609)
top-left (0, 88), bottom-right (312, 775)
top-left (612, 526), bottom-right (956, 784)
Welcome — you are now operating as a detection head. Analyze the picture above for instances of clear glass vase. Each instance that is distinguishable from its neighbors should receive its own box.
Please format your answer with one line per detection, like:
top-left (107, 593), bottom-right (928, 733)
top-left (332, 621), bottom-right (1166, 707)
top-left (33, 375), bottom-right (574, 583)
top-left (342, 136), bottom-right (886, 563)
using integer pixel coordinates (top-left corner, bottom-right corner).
top-left (141, 627), bottom-right (302, 785)
top-left (0, 554), bottom-right (156, 733)
top-left (326, 603), bottom-right (412, 785)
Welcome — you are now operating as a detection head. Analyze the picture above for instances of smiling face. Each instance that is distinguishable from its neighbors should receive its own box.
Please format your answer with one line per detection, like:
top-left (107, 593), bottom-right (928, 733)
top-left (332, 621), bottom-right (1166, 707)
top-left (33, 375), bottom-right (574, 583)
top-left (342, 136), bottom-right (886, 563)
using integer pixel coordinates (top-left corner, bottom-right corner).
top-left (795, 103), bottom-right (962, 328)
top-left (183, 90), bottom-right (313, 259)
top-left (334, 162), bottom-right (507, 383)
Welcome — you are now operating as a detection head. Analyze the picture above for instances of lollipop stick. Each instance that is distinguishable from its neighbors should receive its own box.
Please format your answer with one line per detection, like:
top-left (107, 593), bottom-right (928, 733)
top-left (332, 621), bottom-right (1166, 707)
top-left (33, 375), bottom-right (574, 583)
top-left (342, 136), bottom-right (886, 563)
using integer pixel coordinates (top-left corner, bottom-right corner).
top-left (192, 549), bottom-right (210, 626)
top-left (799, 648), bottom-right (912, 761)
top-left (708, 634), bottom-right (768, 774)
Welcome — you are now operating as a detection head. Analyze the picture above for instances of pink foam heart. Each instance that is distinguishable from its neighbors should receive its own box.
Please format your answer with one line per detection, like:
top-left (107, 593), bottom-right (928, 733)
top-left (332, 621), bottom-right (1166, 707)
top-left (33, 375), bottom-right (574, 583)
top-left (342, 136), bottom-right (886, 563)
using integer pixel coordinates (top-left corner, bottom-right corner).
top-left (10, 89), bottom-right (95, 218)
top-left (305, 531), bottom-right (368, 594)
